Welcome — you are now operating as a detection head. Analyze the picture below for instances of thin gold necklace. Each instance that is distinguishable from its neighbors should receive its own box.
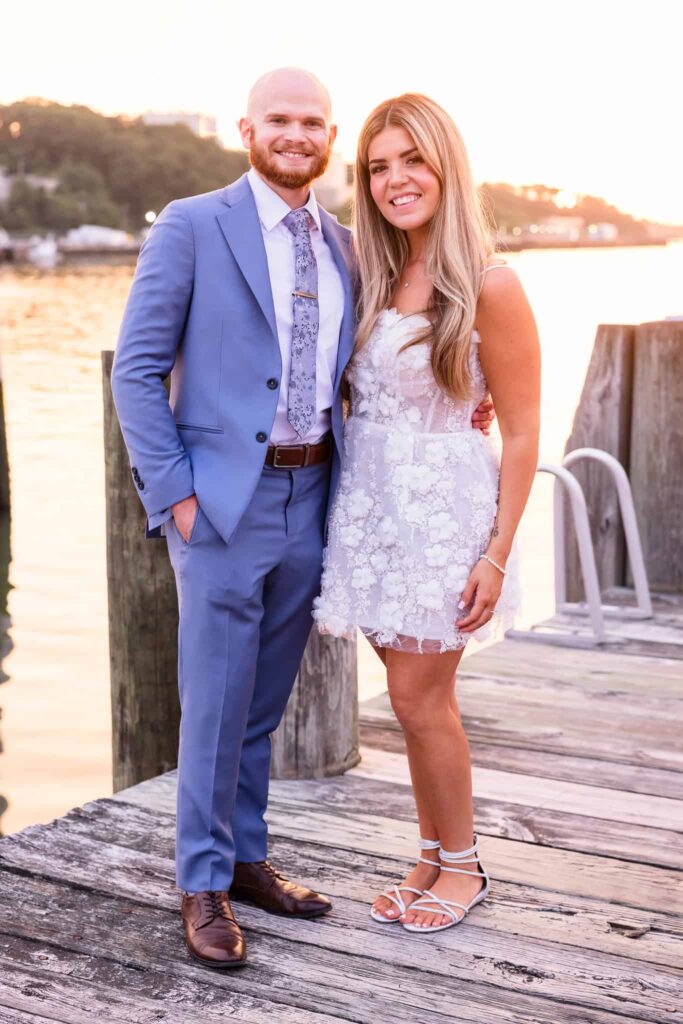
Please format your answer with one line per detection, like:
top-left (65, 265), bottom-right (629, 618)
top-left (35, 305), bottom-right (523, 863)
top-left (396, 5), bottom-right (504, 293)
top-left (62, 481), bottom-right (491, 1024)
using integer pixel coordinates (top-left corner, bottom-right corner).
top-left (400, 257), bottom-right (426, 289)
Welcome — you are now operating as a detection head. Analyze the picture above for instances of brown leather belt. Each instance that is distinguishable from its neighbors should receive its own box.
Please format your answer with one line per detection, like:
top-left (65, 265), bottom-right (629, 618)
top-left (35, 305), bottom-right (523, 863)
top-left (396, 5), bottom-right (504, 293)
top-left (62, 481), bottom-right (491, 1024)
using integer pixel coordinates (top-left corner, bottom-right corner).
top-left (265, 434), bottom-right (332, 469)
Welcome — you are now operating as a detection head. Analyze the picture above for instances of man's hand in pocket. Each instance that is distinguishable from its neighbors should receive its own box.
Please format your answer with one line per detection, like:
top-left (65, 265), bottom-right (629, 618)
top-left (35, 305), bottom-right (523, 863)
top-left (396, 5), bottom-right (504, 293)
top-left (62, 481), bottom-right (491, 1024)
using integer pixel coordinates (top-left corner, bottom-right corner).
top-left (172, 494), bottom-right (199, 543)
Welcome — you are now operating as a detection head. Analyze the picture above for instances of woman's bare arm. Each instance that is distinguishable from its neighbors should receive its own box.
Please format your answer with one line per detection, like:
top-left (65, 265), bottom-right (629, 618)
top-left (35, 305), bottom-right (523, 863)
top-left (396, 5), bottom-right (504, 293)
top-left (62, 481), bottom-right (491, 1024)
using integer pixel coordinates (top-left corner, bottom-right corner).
top-left (457, 266), bottom-right (541, 631)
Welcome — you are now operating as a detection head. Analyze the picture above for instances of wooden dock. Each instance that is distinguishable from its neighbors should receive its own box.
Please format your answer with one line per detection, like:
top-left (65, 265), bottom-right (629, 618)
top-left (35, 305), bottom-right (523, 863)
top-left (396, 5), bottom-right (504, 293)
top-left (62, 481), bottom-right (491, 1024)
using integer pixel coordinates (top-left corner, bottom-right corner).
top-left (1, 632), bottom-right (682, 1023)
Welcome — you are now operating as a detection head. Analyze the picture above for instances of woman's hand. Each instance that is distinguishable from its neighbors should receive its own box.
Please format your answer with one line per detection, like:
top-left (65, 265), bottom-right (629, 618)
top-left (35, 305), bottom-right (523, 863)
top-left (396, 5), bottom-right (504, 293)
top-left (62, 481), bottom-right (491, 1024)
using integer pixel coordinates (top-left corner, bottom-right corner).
top-left (456, 558), bottom-right (505, 633)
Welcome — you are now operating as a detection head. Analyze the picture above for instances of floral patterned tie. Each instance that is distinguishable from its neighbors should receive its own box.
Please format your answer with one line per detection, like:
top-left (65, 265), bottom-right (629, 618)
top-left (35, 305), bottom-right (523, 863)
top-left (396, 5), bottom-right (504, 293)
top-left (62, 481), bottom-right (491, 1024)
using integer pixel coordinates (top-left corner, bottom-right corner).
top-left (283, 208), bottom-right (319, 439)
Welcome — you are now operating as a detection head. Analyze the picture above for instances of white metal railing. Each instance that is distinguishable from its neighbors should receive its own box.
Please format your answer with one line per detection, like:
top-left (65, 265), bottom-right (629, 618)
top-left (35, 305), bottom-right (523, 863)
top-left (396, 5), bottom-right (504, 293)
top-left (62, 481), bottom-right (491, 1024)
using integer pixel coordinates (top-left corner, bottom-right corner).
top-left (562, 449), bottom-right (652, 618)
top-left (531, 448), bottom-right (652, 644)
top-left (537, 462), bottom-right (607, 641)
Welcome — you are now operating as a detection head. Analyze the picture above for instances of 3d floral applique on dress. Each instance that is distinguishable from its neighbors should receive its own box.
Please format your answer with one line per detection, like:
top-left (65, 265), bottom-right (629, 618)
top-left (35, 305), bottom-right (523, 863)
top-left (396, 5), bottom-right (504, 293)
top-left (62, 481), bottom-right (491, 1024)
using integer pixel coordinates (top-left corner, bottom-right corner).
top-left (313, 308), bottom-right (521, 654)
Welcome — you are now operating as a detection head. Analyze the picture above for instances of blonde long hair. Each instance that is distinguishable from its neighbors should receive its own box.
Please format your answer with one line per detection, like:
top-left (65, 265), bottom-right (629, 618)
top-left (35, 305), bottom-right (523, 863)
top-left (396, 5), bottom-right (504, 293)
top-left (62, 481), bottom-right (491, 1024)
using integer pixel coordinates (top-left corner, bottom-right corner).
top-left (354, 93), bottom-right (494, 400)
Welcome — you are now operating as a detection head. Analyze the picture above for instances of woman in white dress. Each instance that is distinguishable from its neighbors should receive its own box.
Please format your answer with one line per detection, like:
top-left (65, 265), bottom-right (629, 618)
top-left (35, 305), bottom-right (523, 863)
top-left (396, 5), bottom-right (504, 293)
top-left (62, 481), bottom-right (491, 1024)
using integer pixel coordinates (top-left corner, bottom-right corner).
top-left (313, 94), bottom-right (541, 933)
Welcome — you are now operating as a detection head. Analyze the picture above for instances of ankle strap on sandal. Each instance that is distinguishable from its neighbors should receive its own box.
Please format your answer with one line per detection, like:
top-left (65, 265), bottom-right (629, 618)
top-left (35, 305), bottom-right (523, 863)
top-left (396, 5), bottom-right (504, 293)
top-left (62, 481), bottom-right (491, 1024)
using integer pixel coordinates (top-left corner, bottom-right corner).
top-left (418, 835), bottom-right (441, 867)
top-left (439, 836), bottom-right (485, 876)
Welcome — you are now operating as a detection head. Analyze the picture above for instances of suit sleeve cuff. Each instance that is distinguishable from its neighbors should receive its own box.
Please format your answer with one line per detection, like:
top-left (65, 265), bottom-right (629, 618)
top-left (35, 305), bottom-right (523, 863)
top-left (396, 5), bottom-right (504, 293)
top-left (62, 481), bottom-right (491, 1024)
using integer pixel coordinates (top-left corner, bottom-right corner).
top-left (147, 507), bottom-right (175, 530)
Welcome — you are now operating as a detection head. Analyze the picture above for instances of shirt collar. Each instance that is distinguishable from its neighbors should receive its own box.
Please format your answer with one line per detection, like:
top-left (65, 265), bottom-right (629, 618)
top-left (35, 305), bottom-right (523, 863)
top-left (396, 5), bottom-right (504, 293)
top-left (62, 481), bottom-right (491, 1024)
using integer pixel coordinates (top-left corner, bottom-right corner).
top-left (247, 166), bottom-right (321, 233)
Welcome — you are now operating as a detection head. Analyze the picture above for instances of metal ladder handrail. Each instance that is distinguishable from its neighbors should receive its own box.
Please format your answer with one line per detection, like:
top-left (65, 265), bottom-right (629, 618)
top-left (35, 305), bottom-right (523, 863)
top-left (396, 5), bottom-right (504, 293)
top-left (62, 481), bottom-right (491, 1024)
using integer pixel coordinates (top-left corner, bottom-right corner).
top-left (536, 463), bottom-right (607, 641)
top-left (562, 448), bottom-right (653, 618)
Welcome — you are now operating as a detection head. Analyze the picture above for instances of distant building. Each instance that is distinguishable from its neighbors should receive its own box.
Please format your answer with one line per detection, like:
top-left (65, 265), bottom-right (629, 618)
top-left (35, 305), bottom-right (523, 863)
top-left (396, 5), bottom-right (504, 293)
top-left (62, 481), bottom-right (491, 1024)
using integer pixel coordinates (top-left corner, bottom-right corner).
top-left (587, 222), bottom-right (619, 241)
top-left (314, 153), bottom-right (353, 211)
top-left (535, 215), bottom-right (585, 241)
top-left (142, 111), bottom-right (219, 139)
top-left (0, 168), bottom-right (58, 202)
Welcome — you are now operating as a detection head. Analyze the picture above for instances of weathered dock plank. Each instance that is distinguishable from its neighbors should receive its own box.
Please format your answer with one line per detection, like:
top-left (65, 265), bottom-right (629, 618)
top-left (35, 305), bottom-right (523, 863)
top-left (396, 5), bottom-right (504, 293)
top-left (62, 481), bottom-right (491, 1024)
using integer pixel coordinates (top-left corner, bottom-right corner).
top-left (1, 629), bottom-right (682, 1023)
top-left (1, 835), bottom-right (680, 1023)
top-left (360, 724), bottom-right (683, 799)
top-left (3, 795), bottom-right (682, 970)
top-left (106, 769), bottom-right (683, 915)
top-left (354, 744), bottom-right (683, 831)
top-left (0, 934), bottom-right (345, 1024)
top-left (361, 640), bottom-right (683, 772)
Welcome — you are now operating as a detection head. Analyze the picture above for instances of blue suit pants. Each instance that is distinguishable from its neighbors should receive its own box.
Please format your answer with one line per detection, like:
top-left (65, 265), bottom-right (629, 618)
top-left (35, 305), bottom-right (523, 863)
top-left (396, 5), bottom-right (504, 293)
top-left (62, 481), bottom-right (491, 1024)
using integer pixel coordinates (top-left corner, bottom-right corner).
top-left (165, 461), bottom-right (330, 892)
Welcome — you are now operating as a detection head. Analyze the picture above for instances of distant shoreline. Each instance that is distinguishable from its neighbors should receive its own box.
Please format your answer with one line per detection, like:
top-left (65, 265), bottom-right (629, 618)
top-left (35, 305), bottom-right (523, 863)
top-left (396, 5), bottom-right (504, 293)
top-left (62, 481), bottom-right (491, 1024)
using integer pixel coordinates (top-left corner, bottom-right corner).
top-left (2, 236), bottom-right (675, 266)
top-left (498, 237), bottom-right (669, 253)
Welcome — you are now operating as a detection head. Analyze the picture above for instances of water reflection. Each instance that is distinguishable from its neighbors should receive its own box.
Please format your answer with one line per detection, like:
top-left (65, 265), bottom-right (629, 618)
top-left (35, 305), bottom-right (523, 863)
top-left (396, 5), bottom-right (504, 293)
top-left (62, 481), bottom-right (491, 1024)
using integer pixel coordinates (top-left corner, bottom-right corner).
top-left (0, 508), bottom-right (12, 836)
top-left (0, 245), bottom-right (682, 832)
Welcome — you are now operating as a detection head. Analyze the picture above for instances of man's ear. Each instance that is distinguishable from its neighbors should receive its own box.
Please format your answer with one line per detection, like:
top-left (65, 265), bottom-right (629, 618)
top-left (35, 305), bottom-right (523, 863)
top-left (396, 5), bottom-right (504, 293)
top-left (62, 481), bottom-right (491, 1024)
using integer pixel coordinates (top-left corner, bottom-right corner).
top-left (237, 117), bottom-right (252, 151)
top-left (329, 123), bottom-right (338, 147)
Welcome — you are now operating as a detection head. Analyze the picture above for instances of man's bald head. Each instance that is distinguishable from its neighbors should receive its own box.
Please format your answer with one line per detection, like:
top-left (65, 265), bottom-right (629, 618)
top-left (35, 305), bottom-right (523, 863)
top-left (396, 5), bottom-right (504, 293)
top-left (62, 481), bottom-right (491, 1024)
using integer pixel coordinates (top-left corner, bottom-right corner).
top-left (239, 67), bottom-right (337, 194)
top-left (247, 67), bottom-right (332, 122)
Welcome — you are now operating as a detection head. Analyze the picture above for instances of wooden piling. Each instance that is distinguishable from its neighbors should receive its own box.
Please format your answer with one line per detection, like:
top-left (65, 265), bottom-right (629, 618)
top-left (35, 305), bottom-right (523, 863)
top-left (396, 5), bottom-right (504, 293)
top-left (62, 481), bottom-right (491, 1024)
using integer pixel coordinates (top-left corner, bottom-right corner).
top-left (0, 372), bottom-right (10, 513)
top-left (563, 325), bottom-right (635, 600)
top-left (563, 319), bottom-right (683, 599)
top-left (102, 351), bottom-right (181, 792)
top-left (271, 629), bottom-right (360, 779)
top-left (103, 350), bottom-right (359, 787)
top-left (629, 320), bottom-right (683, 591)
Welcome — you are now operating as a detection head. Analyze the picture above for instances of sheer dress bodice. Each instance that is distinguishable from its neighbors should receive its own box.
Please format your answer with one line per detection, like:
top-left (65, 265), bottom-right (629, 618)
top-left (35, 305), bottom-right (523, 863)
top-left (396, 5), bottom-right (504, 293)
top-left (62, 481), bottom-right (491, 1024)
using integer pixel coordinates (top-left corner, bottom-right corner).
top-left (347, 308), bottom-right (487, 434)
top-left (313, 304), bottom-right (521, 653)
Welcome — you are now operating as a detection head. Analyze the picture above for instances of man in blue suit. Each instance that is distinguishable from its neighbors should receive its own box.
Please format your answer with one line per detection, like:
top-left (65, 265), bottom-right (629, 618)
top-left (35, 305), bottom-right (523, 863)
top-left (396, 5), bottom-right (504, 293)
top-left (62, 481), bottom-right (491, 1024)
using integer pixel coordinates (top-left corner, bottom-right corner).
top-left (113, 68), bottom-right (493, 968)
top-left (112, 68), bottom-right (355, 968)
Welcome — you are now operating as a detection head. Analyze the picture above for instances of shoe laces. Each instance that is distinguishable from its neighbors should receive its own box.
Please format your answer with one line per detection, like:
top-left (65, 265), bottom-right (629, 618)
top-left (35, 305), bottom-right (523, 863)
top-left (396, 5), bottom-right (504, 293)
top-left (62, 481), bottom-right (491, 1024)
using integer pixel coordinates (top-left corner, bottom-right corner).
top-left (203, 890), bottom-right (232, 921)
top-left (257, 860), bottom-right (285, 881)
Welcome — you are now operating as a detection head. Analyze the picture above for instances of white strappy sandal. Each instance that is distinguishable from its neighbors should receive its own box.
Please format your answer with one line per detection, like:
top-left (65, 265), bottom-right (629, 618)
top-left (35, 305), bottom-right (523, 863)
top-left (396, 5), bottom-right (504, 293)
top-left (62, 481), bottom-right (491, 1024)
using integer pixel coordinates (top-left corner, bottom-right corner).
top-left (369, 837), bottom-right (441, 924)
top-left (401, 835), bottom-right (490, 933)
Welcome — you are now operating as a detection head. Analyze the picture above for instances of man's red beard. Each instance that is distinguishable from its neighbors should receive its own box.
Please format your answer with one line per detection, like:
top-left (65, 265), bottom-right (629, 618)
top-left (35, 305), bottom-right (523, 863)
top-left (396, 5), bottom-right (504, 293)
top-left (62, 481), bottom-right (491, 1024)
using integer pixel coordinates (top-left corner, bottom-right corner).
top-left (249, 137), bottom-right (332, 189)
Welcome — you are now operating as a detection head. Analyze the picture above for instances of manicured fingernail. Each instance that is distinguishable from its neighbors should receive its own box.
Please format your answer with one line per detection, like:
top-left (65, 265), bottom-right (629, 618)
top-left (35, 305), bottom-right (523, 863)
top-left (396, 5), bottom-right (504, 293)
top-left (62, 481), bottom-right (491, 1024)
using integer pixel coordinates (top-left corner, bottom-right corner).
top-left (458, 600), bottom-right (465, 609)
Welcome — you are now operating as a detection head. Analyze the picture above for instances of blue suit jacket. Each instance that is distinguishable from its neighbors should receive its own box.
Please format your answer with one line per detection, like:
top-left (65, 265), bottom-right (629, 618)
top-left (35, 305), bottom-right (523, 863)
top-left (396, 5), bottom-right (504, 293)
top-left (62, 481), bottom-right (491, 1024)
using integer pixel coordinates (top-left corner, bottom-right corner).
top-left (111, 173), bottom-right (356, 543)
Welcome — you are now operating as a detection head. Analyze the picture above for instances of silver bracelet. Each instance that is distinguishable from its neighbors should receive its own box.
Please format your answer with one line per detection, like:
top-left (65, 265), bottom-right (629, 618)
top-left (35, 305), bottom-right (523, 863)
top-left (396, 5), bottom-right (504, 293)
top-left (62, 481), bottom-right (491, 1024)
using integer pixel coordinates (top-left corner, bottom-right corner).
top-left (479, 554), bottom-right (507, 576)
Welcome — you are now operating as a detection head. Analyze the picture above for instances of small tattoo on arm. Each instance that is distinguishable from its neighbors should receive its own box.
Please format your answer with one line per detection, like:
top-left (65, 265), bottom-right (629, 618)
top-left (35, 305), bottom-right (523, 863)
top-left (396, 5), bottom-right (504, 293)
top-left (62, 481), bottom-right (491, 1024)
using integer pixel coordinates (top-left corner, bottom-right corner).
top-left (491, 502), bottom-right (500, 539)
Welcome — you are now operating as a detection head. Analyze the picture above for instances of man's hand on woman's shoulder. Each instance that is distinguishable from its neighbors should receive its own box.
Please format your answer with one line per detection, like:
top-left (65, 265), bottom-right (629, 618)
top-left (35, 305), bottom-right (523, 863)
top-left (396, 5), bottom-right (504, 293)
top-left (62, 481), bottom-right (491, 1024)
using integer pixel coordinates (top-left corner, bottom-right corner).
top-left (471, 394), bottom-right (495, 435)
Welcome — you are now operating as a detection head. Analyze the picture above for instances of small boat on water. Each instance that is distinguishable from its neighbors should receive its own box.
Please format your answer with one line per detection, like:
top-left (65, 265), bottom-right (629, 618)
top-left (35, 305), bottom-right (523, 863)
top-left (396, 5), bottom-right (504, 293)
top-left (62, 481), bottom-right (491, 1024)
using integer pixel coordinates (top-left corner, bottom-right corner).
top-left (25, 235), bottom-right (60, 268)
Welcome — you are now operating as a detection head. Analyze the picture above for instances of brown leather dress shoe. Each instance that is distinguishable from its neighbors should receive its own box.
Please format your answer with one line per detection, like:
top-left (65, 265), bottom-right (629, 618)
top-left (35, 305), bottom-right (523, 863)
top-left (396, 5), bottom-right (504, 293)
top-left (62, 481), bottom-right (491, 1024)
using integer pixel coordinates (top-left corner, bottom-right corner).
top-left (230, 860), bottom-right (332, 918)
top-left (181, 890), bottom-right (247, 968)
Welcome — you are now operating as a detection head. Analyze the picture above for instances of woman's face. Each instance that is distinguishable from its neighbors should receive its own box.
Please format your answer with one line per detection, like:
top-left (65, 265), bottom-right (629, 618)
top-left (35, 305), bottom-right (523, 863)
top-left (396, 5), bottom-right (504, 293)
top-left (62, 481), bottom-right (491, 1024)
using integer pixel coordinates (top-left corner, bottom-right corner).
top-left (367, 126), bottom-right (441, 232)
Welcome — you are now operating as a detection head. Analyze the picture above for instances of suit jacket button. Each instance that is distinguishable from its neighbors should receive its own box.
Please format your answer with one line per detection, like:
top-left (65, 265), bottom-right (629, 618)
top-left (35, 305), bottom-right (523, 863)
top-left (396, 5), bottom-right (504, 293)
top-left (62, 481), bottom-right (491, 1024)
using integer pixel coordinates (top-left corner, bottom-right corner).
top-left (267, 378), bottom-right (278, 390)
top-left (256, 431), bottom-right (268, 443)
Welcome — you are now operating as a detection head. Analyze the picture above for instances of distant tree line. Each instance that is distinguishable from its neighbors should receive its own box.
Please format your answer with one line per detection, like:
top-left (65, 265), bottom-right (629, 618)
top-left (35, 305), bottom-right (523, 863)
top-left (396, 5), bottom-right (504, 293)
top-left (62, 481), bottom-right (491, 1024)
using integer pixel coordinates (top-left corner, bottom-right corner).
top-left (0, 100), bottom-right (249, 233)
top-left (479, 182), bottom-right (646, 237)
top-left (0, 100), bottom-right (653, 237)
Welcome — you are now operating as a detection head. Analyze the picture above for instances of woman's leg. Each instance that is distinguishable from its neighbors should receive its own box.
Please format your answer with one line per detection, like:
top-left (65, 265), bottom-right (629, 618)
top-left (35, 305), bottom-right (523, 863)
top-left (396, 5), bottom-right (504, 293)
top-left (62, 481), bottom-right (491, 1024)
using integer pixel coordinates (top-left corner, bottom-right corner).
top-left (371, 644), bottom-right (440, 920)
top-left (385, 647), bottom-right (485, 929)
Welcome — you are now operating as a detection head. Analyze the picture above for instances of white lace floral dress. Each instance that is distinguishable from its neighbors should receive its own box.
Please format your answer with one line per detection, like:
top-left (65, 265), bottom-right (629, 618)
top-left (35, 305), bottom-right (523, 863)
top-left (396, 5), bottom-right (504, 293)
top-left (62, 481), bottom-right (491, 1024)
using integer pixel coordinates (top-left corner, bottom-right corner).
top-left (312, 307), bottom-right (521, 653)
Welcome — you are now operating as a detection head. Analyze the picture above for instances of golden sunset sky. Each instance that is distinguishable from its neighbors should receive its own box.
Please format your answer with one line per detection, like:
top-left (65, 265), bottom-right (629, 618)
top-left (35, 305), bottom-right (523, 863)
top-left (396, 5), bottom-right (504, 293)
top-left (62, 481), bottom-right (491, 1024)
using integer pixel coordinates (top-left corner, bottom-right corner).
top-left (2, 0), bottom-right (681, 223)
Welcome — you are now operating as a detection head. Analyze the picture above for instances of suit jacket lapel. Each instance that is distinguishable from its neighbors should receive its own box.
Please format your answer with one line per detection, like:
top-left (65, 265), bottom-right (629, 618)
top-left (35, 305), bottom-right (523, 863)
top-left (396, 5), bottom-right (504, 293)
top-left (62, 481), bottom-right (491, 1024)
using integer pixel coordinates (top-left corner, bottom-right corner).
top-left (319, 210), bottom-right (357, 389)
top-left (216, 175), bottom-right (278, 343)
